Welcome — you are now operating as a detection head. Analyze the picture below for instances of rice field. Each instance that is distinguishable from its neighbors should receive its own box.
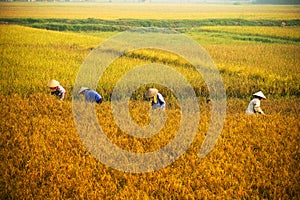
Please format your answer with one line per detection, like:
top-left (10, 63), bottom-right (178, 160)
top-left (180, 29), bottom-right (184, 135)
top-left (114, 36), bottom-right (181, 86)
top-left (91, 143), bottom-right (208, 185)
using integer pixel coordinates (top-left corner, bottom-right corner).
top-left (0, 3), bottom-right (299, 199)
top-left (0, 2), bottom-right (299, 19)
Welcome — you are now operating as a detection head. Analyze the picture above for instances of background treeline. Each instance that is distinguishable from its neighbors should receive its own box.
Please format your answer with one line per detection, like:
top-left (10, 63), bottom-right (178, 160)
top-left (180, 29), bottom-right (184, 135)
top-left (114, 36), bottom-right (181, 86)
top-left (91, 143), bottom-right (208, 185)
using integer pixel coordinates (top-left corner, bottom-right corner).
top-left (1, 0), bottom-right (300, 4)
top-left (254, 0), bottom-right (300, 4)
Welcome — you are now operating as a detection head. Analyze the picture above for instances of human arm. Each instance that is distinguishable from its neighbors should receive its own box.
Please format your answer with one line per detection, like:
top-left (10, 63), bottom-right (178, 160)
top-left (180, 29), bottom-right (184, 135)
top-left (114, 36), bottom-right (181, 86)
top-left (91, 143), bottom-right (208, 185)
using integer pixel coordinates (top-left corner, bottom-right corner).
top-left (254, 106), bottom-right (265, 114)
top-left (57, 85), bottom-right (66, 101)
top-left (60, 93), bottom-right (65, 101)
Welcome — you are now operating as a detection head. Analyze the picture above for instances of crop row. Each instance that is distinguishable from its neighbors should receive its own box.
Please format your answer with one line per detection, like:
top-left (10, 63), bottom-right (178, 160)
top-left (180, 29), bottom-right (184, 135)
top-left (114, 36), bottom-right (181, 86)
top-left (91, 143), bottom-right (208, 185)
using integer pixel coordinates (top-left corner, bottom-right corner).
top-left (200, 26), bottom-right (300, 39)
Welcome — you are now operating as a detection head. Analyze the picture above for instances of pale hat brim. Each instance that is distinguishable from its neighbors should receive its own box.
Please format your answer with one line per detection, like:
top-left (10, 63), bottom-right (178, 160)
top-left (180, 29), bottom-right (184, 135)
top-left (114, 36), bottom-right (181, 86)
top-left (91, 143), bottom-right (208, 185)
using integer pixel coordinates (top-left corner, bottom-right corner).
top-left (78, 87), bottom-right (89, 94)
top-left (145, 88), bottom-right (158, 98)
top-left (253, 91), bottom-right (266, 99)
top-left (47, 79), bottom-right (60, 88)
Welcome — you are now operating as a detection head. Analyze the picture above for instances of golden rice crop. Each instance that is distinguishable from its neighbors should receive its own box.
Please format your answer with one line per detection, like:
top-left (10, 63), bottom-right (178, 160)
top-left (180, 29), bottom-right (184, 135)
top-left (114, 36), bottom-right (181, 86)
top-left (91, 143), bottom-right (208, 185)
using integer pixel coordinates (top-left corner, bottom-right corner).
top-left (0, 94), bottom-right (299, 199)
top-left (0, 25), bottom-right (103, 98)
top-left (1, 24), bottom-right (299, 99)
top-left (0, 2), bottom-right (299, 20)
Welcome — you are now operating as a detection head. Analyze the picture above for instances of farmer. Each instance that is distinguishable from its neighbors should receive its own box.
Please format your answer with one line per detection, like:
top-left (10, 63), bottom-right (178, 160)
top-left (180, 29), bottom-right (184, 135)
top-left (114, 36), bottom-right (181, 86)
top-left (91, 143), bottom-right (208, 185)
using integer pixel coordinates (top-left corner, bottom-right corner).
top-left (78, 87), bottom-right (102, 104)
top-left (145, 88), bottom-right (166, 110)
top-left (47, 79), bottom-right (66, 101)
top-left (246, 91), bottom-right (266, 115)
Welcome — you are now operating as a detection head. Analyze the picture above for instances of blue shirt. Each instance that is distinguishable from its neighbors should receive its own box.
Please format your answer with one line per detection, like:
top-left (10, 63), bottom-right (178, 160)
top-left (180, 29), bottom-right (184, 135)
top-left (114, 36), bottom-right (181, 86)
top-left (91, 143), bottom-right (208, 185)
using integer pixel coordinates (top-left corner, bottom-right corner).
top-left (152, 93), bottom-right (166, 110)
top-left (85, 90), bottom-right (102, 103)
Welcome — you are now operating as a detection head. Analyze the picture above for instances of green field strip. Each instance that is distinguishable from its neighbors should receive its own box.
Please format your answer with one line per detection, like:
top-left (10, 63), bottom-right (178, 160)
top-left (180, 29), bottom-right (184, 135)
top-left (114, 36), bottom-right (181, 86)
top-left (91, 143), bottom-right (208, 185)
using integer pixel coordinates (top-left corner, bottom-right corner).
top-left (189, 29), bottom-right (300, 44)
top-left (1, 18), bottom-right (300, 32)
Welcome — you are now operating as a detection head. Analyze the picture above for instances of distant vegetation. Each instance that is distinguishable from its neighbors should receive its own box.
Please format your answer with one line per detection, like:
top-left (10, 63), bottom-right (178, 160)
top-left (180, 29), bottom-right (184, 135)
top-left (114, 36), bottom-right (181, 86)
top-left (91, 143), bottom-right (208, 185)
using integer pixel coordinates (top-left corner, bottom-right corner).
top-left (254, 0), bottom-right (300, 4)
top-left (1, 18), bottom-right (300, 32)
top-left (0, 0), bottom-right (300, 4)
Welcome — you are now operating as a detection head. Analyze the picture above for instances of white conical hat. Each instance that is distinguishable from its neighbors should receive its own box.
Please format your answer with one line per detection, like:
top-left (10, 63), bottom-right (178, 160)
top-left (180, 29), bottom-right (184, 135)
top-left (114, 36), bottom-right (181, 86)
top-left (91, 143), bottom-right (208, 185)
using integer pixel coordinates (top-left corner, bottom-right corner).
top-left (47, 79), bottom-right (60, 87)
top-left (145, 88), bottom-right (158, 98)
top-left (253, 91), bottom-right (266, 99)
top-left (78, 87), bottom-right (89, 94)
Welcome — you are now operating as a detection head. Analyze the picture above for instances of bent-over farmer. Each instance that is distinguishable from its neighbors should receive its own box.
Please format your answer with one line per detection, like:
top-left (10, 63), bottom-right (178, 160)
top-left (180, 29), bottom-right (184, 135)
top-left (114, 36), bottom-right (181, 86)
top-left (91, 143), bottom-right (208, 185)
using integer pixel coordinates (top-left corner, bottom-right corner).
top-left (246, 91), bottom-right (266, 115)
top-left (78, 87), bottom-right (102, 104)
top-left (145, 88), bottom-right (166, 110)
top-left (47, 79), bottom-right (66, 101)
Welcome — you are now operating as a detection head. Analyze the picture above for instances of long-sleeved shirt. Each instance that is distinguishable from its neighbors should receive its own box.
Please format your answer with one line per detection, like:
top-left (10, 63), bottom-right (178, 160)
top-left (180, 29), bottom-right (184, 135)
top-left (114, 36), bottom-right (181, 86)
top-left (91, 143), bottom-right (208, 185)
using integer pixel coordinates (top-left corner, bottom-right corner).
top-left (51, 85), bottom-right (66, 100)
top-left (246, 98), bottom-right (264, 115)
top-left (85, 90), bottom-right (102, 104)
top-left (151, 93), bottom-right (165, 110)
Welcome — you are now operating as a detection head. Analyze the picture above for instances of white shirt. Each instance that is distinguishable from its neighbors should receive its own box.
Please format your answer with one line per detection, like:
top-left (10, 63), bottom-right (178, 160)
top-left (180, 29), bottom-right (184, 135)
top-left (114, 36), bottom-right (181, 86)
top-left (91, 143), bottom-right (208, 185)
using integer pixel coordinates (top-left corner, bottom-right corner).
top-left (246, 98), bottom-right (264, 115)
top-left (51, 85), bottom-right (66, 100)
top-left (151, 93), bottom-right (166, 110)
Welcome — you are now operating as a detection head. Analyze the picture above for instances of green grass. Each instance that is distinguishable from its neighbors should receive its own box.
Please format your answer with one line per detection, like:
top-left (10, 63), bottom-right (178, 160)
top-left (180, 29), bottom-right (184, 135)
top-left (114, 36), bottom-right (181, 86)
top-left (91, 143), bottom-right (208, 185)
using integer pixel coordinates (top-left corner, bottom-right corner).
top-left (1, 18), bottom-right (300, 32)
top-left (188, 30), bottom-right (299, 44)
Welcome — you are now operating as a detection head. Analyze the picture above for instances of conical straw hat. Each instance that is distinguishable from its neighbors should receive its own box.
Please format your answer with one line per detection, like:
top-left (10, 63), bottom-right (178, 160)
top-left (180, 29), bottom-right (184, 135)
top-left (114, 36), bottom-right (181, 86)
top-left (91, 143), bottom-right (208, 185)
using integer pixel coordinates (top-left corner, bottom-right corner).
top-left (145, 88), bottom-right (158, 98)
top-left (253, 91), bottom-right (266, 99)
top-left (78, 87), bottom-right (89, 94)
top-left (47, 79), bottom-right (60, 88)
